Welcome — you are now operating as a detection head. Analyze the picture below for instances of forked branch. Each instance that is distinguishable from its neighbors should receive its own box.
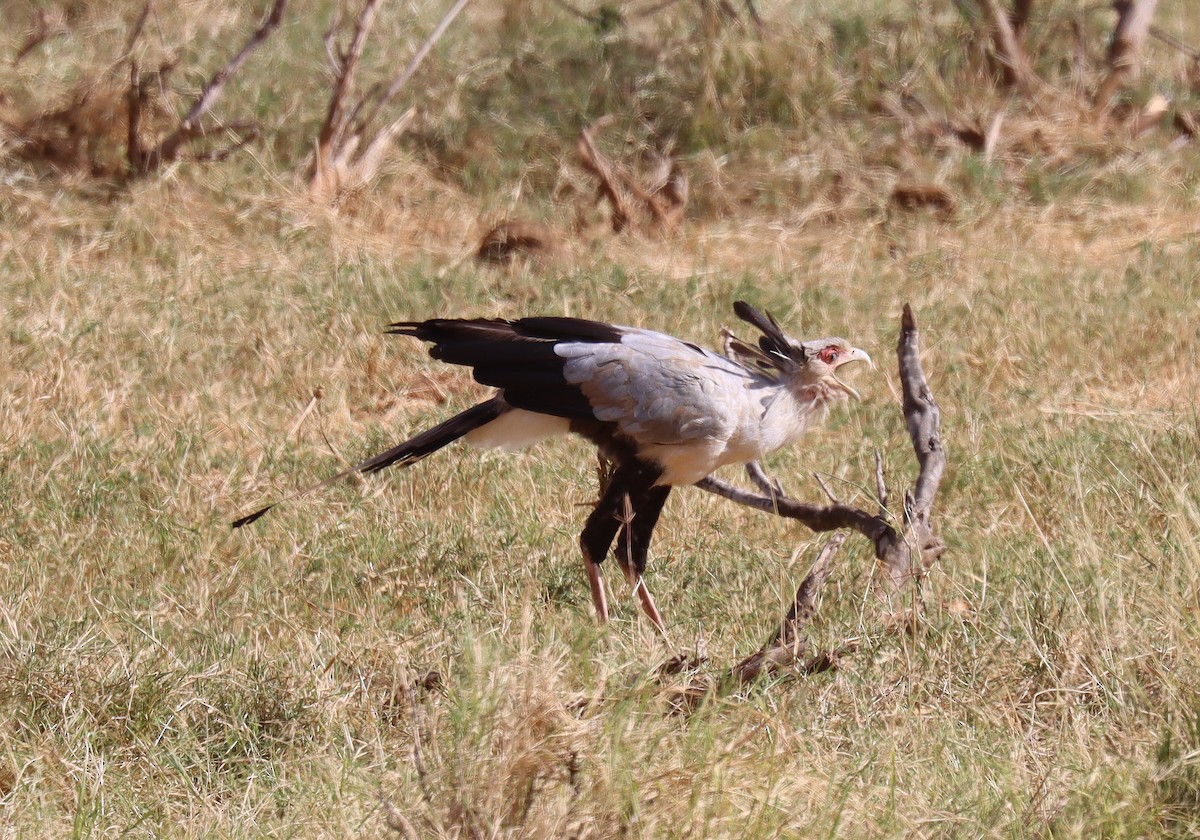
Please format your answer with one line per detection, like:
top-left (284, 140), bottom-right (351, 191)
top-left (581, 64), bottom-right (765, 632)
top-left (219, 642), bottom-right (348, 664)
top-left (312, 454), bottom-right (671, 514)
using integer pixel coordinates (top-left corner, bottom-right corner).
top-left (127, 0), bottom-right (287, 176)
top-left (1094, 0), bottom-right (1161, 113)
top-left (661, 534), bottom-right (853, 712)
top-left (661, 306), bottom-right (944, 707)
top-left (577, 116), bottom-right (687, 233)
top-left (977, 0), bottom-right (1035, 91)
top-left (308, 0), bottom-right (471, 201)
top-left (730, 533), bottom-right (847, 685)
top-left (698, 304), bottom-right (946, 591)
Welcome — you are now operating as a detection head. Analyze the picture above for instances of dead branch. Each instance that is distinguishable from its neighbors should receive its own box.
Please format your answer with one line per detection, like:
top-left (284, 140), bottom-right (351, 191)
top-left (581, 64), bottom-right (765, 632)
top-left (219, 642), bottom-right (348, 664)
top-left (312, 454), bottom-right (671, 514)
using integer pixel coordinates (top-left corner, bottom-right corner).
top-left (358, 0), bottom-right (472, 134)
top-left (577, 117), bottom-right (687, 233)
top-left (730, 533), bottom-right (845, 684)
top-left (1010, 0), bottom-right (1033, 37)
top-left (128, 0), bottom-right (287, 176)
top-left (1094, 0), bottom-right (1160, 114)
top-left (577, 117), bottom-right (634, 232)
top-left (977, 0), bottom-right (1035, 92)
top-left (1149, 23), bottom-right (1200, 61)
top-left (659, 536), bottom-right (856, 712)
top-left (697, 304), bottom-right (946, 593)
top-left (308, 0), bottom-right (470, 202)
top-left (13, 9), bottom-right (69, 67)
top-left (657, 307), bottom-right (944, 711)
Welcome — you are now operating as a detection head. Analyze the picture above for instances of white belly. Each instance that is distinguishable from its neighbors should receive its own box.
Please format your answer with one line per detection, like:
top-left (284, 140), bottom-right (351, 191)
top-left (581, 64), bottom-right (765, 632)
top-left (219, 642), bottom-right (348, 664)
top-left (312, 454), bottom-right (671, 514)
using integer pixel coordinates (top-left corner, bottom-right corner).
top-left (641, 438), bottom-right (760, 486)
top-left (465, 409), bottom-right (570, 451)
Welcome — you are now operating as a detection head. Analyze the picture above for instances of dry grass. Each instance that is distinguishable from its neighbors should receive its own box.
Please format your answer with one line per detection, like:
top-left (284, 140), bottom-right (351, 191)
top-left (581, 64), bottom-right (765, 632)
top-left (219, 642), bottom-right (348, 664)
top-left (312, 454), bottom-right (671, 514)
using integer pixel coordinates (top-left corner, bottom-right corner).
top-left (3, 0), bottom-right (1200, 836)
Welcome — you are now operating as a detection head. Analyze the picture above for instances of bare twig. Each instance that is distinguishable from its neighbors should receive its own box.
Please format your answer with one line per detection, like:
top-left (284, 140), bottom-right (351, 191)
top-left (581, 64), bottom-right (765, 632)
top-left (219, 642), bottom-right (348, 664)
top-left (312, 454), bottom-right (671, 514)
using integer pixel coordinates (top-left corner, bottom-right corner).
top-left (813, 473), bottom-right (839, 504)
top-left (1149, 23), bottom-right (1200, 60)
top-left (977, 0), bottom-right (1035, 92)
top-left (318, 0), bottom-right (382, 163)
top-left (310, 0), bottom-right (469, 201)
top-left (189, 122), bottom-right (262, 162)
top-left (129, 0), bottom-right (287, 176)
top-left (659, 535), bottom-right (855, 712)
top-left (698, 305), bottom-right (946, 592)
top-left (358, 0), bottom-right (473, 133)
top-left (730, 533), bottom-right (846, 684)
top-left (13, 9), bottom-right (69, 66)
top-left (577, 116), bottom-right (686, 232)
top-left (578, 116), bottom-right (634, 232)
top-left (745, 461), bottom-right (783, 499)
top-left (1095, 0), bottom-right (1161, 114)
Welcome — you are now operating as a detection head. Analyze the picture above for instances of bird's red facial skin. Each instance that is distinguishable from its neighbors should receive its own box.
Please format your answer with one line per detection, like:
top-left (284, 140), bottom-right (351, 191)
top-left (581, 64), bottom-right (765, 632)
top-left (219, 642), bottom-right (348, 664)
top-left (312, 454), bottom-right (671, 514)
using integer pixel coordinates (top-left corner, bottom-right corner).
top-left (819, 346), bottom-right (841, 365)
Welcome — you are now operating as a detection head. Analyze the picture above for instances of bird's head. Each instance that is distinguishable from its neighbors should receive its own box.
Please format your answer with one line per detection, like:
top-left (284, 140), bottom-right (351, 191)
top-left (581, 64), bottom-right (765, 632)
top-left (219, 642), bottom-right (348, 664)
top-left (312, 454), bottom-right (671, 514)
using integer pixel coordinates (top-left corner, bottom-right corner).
top-left (791, 337), bottom-right (873, 399)
top-left (730, 301), bottom-right (872, 398)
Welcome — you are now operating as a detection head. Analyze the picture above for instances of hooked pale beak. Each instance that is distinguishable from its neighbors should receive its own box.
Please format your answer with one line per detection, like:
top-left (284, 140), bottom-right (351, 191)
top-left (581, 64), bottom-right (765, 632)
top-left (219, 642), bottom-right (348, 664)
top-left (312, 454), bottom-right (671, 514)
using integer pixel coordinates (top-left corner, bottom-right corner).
top-left (831, 347), bottom-right (872, 400)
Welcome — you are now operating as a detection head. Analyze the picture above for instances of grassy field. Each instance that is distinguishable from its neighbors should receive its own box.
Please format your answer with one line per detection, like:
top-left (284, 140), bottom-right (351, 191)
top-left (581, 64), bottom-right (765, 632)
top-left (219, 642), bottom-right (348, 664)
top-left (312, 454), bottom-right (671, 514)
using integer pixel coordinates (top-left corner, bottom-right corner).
top-left (3, 0), bottom-right (1200, 835)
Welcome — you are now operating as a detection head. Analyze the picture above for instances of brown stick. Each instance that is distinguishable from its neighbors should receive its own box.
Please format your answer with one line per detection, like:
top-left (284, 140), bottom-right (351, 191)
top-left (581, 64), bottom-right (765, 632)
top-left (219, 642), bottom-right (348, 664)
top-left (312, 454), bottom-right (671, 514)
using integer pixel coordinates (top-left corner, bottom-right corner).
top-left (977, 0), bottom-right (1035, 91)
top-left (659, 535), bottom-right (853, 712)
top-left (310, 0), bottom-right (467, 201)
top-left (354, 0), bottom-right (474, 136)
top-left (697, 304), bottom-right (946, 591)
top-left (577, 116), bottom-right (685, 232)
top-left (13, 9), bottom-right (69, 66)
top-left (1094, 0), bottom-right (1161, 113)
top-left (310, 0), bottom-right (383, 196)
top-left (321, 0), bottom-right (382, 161)
top-left (731, 533), bottom-right (846, 684)
top-left (1148, 23), bottom-right (1200, 61)
top-left (578, 116), bottom-right (634, 232)
top-left (132, 0), bottom-right (287, 175)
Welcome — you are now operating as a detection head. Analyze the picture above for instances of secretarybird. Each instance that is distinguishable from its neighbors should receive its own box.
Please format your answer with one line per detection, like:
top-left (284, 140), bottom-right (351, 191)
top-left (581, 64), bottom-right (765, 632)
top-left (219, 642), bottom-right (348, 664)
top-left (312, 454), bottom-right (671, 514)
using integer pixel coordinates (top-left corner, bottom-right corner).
top-left (233, 301), bottom-right (871, 633)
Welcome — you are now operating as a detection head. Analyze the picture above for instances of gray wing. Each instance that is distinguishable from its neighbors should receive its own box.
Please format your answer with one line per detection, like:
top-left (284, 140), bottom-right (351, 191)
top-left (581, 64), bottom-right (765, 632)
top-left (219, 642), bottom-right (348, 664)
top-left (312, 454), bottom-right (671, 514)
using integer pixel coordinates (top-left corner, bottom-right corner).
top-left (555, 329), bottom-right (755, 446)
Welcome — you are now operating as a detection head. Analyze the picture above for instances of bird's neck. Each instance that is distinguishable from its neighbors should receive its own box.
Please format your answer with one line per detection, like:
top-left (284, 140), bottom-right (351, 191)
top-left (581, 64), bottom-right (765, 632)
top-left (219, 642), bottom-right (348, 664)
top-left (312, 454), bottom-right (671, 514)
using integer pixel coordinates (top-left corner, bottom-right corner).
top-left (760, 379), bottom-right (846, 452)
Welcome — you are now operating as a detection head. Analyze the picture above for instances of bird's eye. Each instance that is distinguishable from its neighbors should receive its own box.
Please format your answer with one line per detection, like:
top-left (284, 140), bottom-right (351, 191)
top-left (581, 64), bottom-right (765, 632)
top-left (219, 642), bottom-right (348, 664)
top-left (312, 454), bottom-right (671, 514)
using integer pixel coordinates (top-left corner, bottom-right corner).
top-left (819, 346), bottom-right (840, 365)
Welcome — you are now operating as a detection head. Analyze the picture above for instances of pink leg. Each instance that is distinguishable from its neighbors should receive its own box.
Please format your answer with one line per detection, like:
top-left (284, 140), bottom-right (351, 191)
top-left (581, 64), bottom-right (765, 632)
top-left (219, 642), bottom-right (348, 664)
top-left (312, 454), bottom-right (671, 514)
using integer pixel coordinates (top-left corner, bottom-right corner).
top-left (631, 575), bottom-right (667, 636)
top-left (586, 558), bottom-right (609, 624)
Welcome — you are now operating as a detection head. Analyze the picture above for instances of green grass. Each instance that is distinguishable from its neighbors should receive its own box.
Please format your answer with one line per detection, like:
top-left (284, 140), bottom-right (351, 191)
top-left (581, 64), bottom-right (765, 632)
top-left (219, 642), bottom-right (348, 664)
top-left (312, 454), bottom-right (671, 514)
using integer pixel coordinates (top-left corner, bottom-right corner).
top-left (4, 0), bottom-right (1200, 836)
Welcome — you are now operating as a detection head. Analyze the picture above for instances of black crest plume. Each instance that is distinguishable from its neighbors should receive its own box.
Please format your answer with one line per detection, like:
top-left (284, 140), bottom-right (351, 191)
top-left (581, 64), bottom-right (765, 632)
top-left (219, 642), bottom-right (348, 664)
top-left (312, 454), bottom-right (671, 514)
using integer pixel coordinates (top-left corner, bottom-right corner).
top-left (733, 301), bottom-right (792, 360)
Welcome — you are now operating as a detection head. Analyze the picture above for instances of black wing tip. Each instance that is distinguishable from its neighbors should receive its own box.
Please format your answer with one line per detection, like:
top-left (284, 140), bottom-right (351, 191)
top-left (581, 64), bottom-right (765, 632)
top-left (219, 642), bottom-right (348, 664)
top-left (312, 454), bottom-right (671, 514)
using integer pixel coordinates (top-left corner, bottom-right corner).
top-left (232, 505), bottom-right (275, 529)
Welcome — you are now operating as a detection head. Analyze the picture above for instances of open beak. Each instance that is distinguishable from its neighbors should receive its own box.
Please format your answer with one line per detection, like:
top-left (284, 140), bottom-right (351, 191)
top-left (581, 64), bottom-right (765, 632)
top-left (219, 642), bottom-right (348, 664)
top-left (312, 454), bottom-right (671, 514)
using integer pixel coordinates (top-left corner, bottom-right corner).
top-left (831, 347), bottom-right (873, 400)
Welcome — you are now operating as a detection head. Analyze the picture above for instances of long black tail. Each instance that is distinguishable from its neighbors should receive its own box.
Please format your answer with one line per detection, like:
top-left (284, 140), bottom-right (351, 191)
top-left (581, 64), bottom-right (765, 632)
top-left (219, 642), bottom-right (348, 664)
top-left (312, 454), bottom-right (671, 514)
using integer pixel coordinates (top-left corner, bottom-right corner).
top-left (231, 398), bottom-right (507, 528)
